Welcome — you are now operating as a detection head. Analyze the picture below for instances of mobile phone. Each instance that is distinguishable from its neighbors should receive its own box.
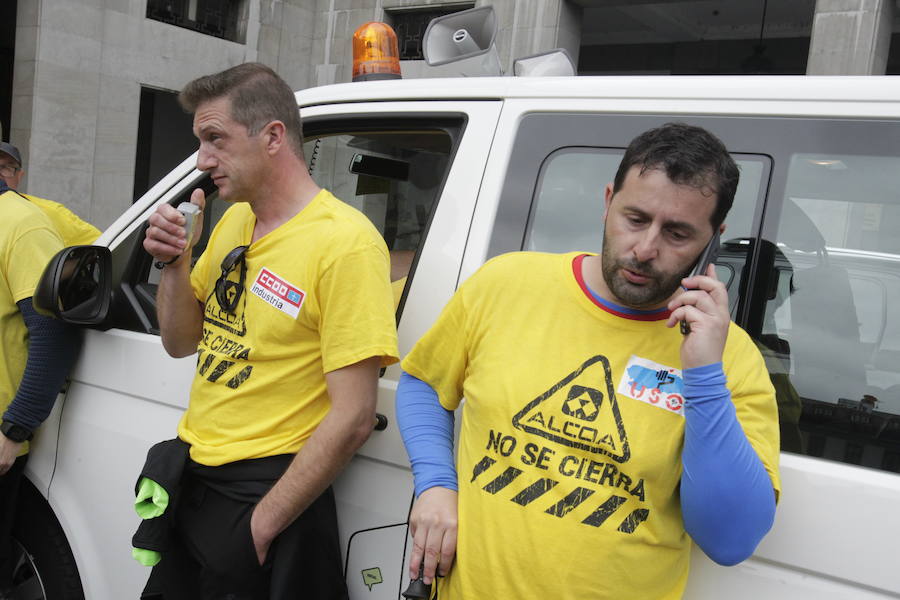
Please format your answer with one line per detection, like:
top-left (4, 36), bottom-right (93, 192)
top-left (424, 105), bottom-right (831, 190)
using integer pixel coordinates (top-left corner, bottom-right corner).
top-left (680, 230), bottom-right (721, 335)
top-left (177, 202), bottom-right (201, 245)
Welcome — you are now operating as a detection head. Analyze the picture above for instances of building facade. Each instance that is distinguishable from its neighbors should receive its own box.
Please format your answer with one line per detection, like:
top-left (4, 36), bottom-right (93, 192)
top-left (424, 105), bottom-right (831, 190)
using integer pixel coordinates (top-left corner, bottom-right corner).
top-left (2, 0), bottom-right (898, 228)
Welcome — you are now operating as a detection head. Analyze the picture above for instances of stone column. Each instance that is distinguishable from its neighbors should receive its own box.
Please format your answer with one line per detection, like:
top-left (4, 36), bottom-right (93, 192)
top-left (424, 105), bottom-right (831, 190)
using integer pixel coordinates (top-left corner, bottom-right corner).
top-left (256, 0), bottom-right (316, 92)
top-left (807, 0), bottom-right (895, 74)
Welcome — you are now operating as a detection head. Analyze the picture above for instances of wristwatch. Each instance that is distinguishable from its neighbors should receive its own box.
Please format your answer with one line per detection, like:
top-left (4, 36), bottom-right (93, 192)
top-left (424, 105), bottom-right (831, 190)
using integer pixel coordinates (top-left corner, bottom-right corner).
top-left (1, 421), bottom-right (33, 443)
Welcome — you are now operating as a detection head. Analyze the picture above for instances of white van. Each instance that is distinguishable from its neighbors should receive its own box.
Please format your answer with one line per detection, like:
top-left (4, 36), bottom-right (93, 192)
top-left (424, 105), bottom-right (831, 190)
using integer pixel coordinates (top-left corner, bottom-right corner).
top-left (24, 76), bottom-right (900, 599)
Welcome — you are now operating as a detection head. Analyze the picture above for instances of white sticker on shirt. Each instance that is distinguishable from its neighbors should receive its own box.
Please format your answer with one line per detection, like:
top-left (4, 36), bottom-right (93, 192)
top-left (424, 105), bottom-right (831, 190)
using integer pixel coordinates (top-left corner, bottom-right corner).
top-left (250, 268), bottom-right (306, 319)
top-left (617, 355), bottom-right (685, 416)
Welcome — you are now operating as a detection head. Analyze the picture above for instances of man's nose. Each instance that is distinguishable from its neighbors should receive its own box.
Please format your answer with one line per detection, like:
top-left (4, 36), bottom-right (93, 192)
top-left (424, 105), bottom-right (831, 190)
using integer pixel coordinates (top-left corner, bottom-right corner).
top-left (196, 146), bottom-right (215, 171)
top-left (632, 230), bottom-right (660, 263)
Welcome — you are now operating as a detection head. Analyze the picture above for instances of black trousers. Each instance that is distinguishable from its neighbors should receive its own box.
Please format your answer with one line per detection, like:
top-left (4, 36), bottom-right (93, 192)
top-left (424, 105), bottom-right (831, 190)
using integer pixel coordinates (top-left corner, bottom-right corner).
top-left (149, 474), bottom-right (348, 600)
top-left (0, 455), bottom-right (27, 590)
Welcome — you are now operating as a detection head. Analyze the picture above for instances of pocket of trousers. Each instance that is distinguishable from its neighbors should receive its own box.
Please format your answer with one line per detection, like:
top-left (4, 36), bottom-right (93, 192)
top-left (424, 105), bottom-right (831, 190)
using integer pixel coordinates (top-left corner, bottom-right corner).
top-left (239, 508), bottom-right (267, 573)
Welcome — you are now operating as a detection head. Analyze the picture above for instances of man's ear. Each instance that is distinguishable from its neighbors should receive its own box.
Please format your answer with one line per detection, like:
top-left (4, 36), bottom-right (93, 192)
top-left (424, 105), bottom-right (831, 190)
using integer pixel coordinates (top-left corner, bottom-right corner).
top-left (603, 183), bottom-right (615, 220)
top-left (718, 222), bottom-right (727, 236)
top-left (262, 121), bottom-right (287, 155)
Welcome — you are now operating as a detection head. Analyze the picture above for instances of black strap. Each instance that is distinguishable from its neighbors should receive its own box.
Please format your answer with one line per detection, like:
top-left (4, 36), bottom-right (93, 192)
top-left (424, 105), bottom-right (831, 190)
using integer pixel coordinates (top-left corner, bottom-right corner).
top-left (154, 255), bottom-right (181, 269)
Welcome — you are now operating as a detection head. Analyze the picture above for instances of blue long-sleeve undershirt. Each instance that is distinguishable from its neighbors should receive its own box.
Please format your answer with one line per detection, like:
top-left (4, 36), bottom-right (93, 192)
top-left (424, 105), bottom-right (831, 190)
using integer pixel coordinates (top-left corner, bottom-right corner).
top-left (396, 366), bottom-right (775, 565)
top-left (3, 299), bottom-right (81, 431)
top-left (681, 362), bottom-right (775, 565)
top-left (396, 372), bottom-right (457, 497)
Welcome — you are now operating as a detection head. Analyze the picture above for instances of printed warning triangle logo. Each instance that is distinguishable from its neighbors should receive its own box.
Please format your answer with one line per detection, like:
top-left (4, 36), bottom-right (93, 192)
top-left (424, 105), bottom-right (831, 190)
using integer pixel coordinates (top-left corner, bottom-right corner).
top-left (203, 289), bottom-right (247, 337)
top-left (512, 355), bottom-right (630, 463)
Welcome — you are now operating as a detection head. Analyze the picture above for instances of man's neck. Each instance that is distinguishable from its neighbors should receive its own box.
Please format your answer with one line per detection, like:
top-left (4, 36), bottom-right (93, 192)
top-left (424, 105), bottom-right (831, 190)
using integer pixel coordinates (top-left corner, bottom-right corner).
top-left (581, 253), bottom-right (672, 312)
top-left (249, 162), bottom-right (321, 242)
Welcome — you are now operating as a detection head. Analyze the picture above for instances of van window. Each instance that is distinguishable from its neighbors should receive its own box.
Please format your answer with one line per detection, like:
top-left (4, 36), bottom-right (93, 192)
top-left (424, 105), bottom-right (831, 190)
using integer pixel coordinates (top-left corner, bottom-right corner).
top-left (762, 152), bottom-right (900, 472)
top-left (303, 127), bottom-right (456, 316)
top-left (119, 122), bottom-right (459, 334)
top-left (525, 149), bottom-right (618, 254)
top-left (524, 147), bottom-right (768, 316)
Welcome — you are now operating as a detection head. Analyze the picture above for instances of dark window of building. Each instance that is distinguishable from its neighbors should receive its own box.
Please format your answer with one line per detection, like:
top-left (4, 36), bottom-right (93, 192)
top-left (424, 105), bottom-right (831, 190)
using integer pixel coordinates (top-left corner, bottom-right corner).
top-left (888, 32), bottom-right (900, 75)
top-left (146, 0), bottom-right (245, 43)
top-left (386, 4), bottom-right (475, 61)
top-left (577, 1), bottom-right (815, 75)
top-left (578, 37), bottom-right (811, 75)
top-left (133, 87), bottom-right (197, 202)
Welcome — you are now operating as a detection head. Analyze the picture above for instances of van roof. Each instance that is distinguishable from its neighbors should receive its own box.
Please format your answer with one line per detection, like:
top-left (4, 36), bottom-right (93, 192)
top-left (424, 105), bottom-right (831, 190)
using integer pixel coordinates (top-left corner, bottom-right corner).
top-left (296, 75), bottom-right (900, 118)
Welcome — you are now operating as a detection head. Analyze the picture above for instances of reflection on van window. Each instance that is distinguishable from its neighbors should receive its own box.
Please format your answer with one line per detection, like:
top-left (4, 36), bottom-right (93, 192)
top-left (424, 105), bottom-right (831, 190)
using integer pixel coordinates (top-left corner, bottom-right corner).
top-left (526, 149), bottom-right (620, 254)
top-left (303, 130), bottom-right (453, 313)
top-left (525, 147), bottom-right (767, 316)
top-left (764, 153), bottom-right (900, 472)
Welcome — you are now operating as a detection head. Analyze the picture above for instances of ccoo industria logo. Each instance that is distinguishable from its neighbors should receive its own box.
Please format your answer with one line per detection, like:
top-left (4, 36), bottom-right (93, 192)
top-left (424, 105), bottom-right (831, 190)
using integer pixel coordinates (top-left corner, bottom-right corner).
top-left (250, 268), bottom-right (306, 319)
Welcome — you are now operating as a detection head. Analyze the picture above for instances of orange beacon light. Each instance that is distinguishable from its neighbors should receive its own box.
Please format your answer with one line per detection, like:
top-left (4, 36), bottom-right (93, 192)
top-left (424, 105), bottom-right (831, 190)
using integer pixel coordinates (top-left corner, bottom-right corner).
top-left (352, 22), bottom-right (402, 82)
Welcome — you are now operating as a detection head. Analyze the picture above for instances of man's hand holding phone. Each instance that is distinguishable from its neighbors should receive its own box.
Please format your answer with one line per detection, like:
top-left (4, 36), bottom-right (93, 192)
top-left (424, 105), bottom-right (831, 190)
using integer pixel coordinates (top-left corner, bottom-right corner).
top-left (666, 231), bottom-right (730, 369)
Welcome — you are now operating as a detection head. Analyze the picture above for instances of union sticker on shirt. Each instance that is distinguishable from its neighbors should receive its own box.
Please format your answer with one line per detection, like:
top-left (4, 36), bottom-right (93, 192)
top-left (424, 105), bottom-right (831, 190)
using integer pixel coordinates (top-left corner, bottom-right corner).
top-left (250, 268), bottom-right (306, 319)
top-left (617, 355), bottom-right (685, 416)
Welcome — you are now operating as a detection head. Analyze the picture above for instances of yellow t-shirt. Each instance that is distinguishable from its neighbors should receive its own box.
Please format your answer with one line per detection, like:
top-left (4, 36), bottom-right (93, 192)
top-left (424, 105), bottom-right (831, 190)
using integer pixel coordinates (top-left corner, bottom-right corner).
top-left (0, 191), bottom-right (64, 455)
top-left (23, 194), bottom-right (100, 246)
top-left (402, 251), bottom-right (780, 600)
top-left (180, 189), bottom-right (399, 466)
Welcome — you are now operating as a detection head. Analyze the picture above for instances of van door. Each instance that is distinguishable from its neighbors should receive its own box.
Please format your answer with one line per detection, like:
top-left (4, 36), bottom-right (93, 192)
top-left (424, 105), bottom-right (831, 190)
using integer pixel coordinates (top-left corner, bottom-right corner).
top-left (470, 107), bottom-right (900, 597)
top-left (45, 100), bottom-right (501, 599)
top-left (47, 170), bottom-right (215, 599)
top-left (296, 100), bottom-right (503, 599)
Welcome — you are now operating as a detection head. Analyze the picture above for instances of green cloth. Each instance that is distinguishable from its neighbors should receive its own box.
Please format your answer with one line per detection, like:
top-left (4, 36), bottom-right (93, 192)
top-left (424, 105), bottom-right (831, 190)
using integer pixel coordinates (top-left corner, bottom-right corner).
top-left (134, 477), bottom-right (169, 519)
top-left (133, 477), bottom-right (168, 567)
top-left (132, 547), bottom-right (161, 567)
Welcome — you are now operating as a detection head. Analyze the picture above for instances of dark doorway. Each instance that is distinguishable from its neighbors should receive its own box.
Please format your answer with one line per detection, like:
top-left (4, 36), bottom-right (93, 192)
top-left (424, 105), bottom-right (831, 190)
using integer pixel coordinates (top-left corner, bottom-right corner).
top-left (133, 87), bottom-right (197, 202)
top-left (0, 1), bottom-right (17, 141)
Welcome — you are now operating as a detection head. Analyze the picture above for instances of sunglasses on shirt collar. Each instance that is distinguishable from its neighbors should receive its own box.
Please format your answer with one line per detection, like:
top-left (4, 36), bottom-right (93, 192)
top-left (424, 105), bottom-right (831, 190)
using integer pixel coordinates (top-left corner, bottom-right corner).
top-left (215, 245), bottom-right (249, 315)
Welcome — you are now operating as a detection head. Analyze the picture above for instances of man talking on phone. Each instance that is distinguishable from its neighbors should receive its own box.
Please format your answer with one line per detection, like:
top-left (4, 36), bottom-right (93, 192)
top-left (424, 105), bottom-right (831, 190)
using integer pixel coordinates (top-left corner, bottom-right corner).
top-left (396, 123), bottom-right (780, 599)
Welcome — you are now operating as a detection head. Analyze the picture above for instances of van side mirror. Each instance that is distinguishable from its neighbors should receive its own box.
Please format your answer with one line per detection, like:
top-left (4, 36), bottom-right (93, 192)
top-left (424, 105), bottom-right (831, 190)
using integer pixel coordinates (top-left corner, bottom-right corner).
top-left (33, 245), bottom-right (112, 326)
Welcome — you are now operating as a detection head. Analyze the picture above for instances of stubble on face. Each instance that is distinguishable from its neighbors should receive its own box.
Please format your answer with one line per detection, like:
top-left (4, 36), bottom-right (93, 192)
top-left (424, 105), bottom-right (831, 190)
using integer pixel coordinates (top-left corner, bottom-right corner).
top-left (600, 232), bottom-right (689, 309)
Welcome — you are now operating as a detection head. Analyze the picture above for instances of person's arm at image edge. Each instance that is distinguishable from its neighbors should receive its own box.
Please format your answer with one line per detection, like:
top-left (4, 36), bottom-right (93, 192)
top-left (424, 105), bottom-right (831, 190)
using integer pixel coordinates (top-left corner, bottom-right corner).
top-left (0, 300), bottom-right (80, 473)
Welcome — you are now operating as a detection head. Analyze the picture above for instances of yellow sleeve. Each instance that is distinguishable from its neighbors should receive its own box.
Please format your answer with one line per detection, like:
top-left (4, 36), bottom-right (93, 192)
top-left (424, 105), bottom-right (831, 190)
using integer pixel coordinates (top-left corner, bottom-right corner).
top-left (190, 245), bottom-right (213, 304)
top-left (726, 325), bottom-right (782, 500)
top-left (48, 204), bottom-right (100, 246)
top-left (400, 281), bottom-right (472, 412)
top-left (318, 241), bottom-right (399, 372)
top-left (62, 217), bottom-right (101, 246)
top-left (5, 227), bottom-right (63, 303)
top-left (25, 195), bottom-right (100, 246)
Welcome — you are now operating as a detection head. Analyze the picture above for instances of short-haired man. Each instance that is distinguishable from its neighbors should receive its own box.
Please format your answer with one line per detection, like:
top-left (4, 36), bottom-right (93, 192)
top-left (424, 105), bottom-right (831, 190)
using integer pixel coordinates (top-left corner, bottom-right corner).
top-left (397, 123), bottom-right (780, 598)
top-left (0, 142), bottom-right (100, 246)
top-left (0, 167), bottom-right (80, 597)
top-left (143, 63), bottom-right (398, 599)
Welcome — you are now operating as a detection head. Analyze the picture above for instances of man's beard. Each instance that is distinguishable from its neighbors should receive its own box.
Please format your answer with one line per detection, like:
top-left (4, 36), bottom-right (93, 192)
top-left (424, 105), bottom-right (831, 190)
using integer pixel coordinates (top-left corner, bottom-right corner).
top-left (600, 235), bottom-right (686, 309)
